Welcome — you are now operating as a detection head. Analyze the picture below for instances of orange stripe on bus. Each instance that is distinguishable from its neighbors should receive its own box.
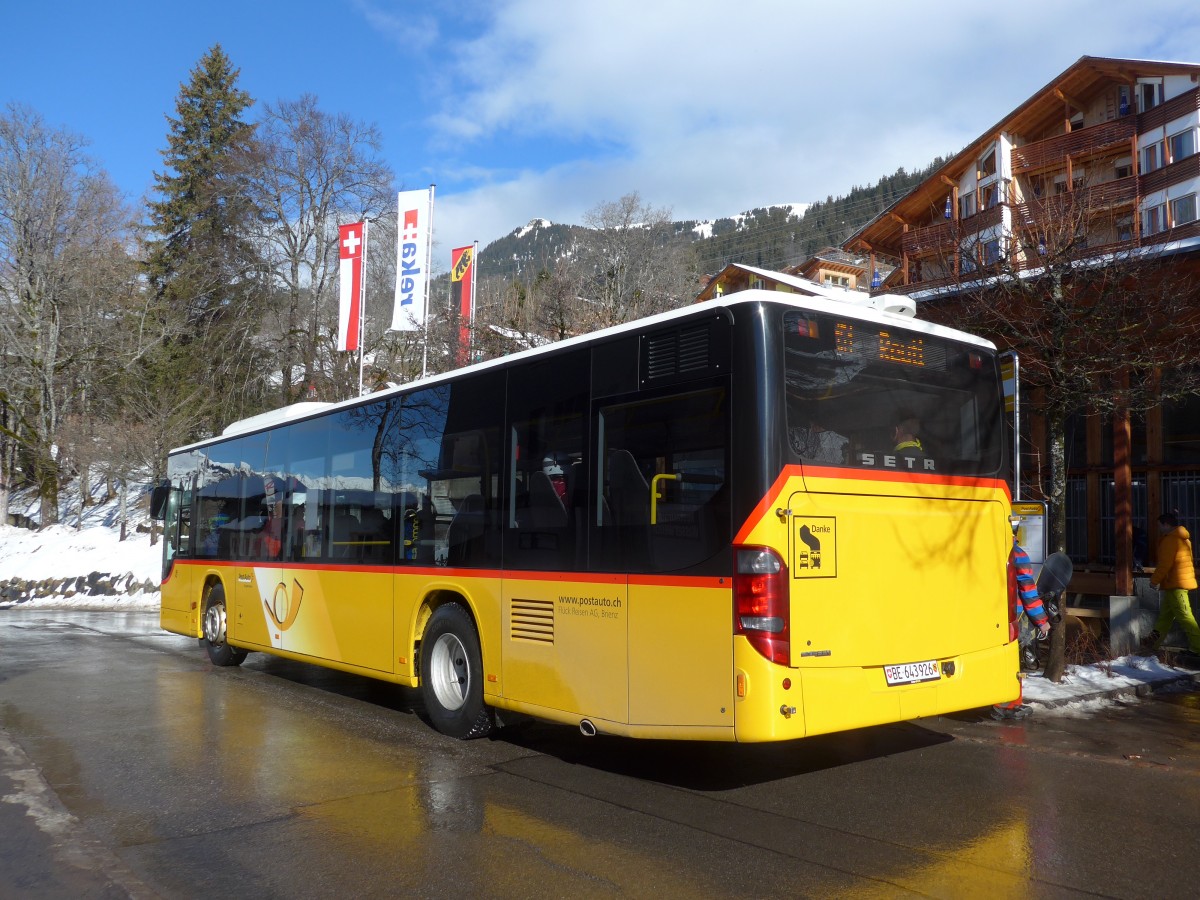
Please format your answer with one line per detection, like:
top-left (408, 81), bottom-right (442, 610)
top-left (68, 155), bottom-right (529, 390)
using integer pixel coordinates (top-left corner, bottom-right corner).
top-left (733, 465), bottom-right (1011, 545)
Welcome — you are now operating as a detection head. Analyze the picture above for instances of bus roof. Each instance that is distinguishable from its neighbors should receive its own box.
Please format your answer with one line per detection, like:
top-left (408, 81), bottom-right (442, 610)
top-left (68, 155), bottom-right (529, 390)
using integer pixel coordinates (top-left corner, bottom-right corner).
top-left (172, 290), bottom-right (996, 455)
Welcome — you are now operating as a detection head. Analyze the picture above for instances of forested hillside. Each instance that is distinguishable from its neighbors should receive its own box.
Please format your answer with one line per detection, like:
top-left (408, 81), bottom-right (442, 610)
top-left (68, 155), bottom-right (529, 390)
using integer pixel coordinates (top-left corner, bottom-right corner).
top-left (476, 160), bottom-right (946, 282)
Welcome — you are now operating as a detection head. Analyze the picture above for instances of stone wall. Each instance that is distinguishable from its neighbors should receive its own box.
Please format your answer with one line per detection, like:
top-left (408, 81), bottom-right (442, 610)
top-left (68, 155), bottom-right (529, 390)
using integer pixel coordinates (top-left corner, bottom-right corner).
top-left (0, 572), bottom-right (159, 604)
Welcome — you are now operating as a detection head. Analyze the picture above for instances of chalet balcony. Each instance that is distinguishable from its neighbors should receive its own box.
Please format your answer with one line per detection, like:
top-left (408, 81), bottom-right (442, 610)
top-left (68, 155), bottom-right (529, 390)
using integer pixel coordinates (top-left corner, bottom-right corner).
top-left (1137, 85), bottom-right (1200, 132)
top-left (1140, 153), bottom-right (1200, 195)
top-left (1010, 177), bottom-right (1138, 228)
top-left (885, 217), bottom-right (1200, 296)
top-left (900, 204), bottom-right (1003, 257)
top-left (1011, 118), bottom-right (1138, 173)
top-left (1009, 87), bottom-right (1200, 175)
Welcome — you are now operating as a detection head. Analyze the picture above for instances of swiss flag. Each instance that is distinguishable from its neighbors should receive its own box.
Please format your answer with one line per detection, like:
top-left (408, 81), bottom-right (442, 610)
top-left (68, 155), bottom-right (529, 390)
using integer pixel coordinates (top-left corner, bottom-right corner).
top-left (338, 223), bottom-right (365, 351)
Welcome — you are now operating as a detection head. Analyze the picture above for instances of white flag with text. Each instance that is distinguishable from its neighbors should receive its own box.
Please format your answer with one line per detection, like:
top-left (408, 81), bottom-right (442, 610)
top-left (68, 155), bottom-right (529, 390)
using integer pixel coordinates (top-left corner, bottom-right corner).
top-left (392, 188), bottom-right (432, 331)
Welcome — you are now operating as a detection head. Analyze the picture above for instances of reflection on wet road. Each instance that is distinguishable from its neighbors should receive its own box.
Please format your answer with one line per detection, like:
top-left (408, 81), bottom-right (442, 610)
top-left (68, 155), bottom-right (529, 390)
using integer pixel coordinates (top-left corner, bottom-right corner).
top-left (1, 610), bottom-right (1197, 898)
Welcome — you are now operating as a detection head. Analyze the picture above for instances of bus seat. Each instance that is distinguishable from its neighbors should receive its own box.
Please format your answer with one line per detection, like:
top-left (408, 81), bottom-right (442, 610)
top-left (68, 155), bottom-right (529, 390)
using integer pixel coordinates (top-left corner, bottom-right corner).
top-left (357, 508), bottom-right (391, 562)
top-left (526, 471), bottom-right (567, 529)
top-left (447, 494), bottom-right (485, 566)
top-left (607, 449), bottom-right (649, 525)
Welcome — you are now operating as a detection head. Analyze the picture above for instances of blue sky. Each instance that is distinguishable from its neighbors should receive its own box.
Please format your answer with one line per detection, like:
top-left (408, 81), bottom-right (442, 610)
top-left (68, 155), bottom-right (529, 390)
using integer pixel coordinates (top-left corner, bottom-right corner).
top-left (4, 0), bottom-right (1200, 259)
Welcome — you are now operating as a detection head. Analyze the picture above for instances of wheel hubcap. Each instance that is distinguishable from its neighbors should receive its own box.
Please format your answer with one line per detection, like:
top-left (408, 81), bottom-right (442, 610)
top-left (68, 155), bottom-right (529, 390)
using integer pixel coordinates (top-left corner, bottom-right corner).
top-left (429, 633), bottom-right (469, 711)
top-left (204, 603), bottom-right (227, 645)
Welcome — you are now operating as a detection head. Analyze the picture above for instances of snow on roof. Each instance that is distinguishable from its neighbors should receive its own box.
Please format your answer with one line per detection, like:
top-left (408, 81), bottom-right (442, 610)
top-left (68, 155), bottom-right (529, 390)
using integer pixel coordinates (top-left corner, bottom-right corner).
top-left (720, 263), bottom-right (916, 317)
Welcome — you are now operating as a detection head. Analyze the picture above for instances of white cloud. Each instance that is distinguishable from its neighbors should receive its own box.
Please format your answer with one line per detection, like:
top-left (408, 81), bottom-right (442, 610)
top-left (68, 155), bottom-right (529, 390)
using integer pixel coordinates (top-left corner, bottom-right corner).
top-left (410, 0), bottom-right (1200, 245)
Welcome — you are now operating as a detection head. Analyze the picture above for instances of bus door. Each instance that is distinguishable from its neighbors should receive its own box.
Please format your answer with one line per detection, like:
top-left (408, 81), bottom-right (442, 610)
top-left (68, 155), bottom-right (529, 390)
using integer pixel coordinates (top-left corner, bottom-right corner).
top-left (501, 356), bottom-right (629, 725)
top-left (158, 473), bottom-right (195, 636)
top-left (233, 472), bottom-right (286, 651)
top-left (599, 387), bottom-right (733, 731)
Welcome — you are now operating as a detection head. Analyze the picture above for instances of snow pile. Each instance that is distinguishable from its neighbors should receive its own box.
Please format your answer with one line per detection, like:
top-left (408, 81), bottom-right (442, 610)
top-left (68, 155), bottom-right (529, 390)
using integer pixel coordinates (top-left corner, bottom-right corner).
top-left (0, 522), bottom-right (161, 609)
top-left (1022, 654), bottom-right (1197, 710)
top-left (2, 478), bottom-right (161, 610)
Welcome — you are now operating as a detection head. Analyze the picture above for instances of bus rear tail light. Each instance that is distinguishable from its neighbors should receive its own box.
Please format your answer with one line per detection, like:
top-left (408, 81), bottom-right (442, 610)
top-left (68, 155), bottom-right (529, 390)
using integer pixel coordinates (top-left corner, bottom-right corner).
top-left (734, 546), bottom-right (790, 666)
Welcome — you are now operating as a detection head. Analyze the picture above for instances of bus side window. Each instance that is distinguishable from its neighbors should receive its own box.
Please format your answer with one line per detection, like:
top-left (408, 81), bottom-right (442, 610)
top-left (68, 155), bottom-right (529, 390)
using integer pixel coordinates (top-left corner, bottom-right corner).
top-left (596, 387), bottom-right (729, 573)
top-left (504, 355), bottom-right (587, 572)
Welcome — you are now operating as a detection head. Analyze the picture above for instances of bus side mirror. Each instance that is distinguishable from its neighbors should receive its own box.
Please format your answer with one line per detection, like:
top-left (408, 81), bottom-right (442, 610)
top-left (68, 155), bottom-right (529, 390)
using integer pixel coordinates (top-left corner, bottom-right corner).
top-left (150, 482), bottom-right (170, 520)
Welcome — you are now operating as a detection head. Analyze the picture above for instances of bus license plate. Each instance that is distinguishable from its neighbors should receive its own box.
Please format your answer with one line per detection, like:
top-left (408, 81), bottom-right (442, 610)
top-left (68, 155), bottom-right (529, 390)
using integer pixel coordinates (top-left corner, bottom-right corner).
top-left (884, 660), bottom-right (940, 686)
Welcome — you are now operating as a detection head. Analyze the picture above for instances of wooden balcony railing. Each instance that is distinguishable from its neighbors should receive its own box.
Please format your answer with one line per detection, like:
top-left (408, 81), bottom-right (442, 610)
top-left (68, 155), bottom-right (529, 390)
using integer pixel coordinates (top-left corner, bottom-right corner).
top-left (1137, 86), bottom-right (1200, 133)
top-left (1010, 87), bottom-right (1200, 174)
top-left (1141, 154), bottom-right (1200, 196)
top-left (900, 205), bottom-right (1004, 257)
top-left (1010, 177), bottom-right (1138, 228)
top-left (901, 220), bottom-right (956, 256)
top-left (886, 217), bottom-right (1200, 296)
top-left (1011, 118), bottom-right (1137, 172)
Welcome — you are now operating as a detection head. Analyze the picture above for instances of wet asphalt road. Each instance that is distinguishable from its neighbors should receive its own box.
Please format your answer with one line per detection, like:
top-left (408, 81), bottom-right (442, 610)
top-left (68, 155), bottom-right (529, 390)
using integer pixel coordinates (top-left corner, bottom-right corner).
top-left (1, 609), bottom-right (1198, 899)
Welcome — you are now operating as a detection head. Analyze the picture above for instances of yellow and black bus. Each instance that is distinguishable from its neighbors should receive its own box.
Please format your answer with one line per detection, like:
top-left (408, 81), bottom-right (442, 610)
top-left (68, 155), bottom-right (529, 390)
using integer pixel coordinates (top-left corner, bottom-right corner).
top-left (154, 290), bottom-right (1019, 741)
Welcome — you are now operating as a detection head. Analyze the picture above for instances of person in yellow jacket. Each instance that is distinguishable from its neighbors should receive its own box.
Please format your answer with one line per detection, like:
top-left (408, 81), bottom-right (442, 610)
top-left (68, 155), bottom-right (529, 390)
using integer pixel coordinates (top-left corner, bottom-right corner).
top-left (1147, 511), bottom-right (1200, 656)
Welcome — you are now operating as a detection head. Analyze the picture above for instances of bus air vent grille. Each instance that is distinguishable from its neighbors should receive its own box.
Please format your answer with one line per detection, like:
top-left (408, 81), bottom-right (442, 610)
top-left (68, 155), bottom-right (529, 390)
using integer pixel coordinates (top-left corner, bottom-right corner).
top-left (510, 598), bottom-right (555, 643)
top-left (645, 324), bottom-right (711, 380)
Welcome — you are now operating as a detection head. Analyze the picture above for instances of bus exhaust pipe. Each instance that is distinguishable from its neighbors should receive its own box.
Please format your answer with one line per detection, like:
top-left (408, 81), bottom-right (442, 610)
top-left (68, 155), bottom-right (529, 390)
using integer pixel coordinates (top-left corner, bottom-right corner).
top-left (579, 719), bottom-right (597, 737)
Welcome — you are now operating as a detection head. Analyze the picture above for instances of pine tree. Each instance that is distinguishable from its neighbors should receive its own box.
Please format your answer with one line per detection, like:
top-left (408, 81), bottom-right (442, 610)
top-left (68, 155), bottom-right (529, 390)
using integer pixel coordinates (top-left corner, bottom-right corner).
top-left (142, 44), bottom-right (268, 434)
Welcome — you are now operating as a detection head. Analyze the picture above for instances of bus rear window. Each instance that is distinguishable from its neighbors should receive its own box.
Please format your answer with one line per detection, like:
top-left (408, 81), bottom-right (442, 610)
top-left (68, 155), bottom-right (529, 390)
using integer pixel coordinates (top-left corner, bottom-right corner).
top-left (783, 312), bottom-right (1004, 477)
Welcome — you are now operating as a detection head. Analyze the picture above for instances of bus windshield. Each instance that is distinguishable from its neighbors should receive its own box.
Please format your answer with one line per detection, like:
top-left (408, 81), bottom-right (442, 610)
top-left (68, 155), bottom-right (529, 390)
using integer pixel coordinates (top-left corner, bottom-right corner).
top-left (783, 310), bottom-right (1004, 477)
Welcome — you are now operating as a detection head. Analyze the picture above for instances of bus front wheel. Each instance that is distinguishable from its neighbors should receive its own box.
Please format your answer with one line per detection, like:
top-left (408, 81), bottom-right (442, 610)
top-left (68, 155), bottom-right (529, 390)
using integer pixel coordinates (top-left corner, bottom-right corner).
top-left (202, 583), bottom-right (248, 667)
top-left (420, 602), bottom-right (492, 739)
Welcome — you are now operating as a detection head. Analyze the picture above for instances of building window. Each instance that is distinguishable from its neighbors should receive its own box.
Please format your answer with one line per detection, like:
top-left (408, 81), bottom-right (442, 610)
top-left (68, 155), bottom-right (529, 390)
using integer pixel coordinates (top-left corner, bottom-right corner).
top-left (1171, 193), bottom-right (1198, 227)
top-left (978, 148), bottom-right (997, 179)
top-left (1141, 141), bottom-right (1163, 174)
top-left (1115, 157), bottom-right (1133, 179)
top-left (1118, 85), bottom-right (1132, 116)
top-left (982, 239), bottom-right (1001, 266)
top-left (1116, 216), bottom-right (1134, 242)
top-left (1142, 203), bottom-right (1167, 236)
top-left (1138, 79), bottom-right (1163, 112)
top-left (1168, 128), bottom-right (1196, 164)
top-left (959, 193), bottom-right (976, 219)
top-left (749, 278), bottom-right (764, 290)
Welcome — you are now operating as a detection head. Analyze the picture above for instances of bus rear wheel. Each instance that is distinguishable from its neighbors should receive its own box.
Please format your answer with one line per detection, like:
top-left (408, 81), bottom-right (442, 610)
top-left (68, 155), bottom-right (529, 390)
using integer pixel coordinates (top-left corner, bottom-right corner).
top-left (202, 583), bottom-right (248, 667)
top-left (420, 602), bottom-right (492, 739)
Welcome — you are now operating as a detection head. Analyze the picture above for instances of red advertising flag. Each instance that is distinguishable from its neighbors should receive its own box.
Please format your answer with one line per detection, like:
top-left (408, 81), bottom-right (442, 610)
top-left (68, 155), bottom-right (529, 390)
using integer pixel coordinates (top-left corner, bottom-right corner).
top-left (338, 222), bottom-right (365, 352)
top-left (451, 245), bottom-right (475, 365)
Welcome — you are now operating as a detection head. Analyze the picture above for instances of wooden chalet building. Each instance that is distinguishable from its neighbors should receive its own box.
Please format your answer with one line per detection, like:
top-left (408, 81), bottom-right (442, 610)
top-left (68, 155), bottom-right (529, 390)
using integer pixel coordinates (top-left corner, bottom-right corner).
top-left (845, 56), bottom-right (1200, 606)
top-left (785, 249), bottom-right (872, 291)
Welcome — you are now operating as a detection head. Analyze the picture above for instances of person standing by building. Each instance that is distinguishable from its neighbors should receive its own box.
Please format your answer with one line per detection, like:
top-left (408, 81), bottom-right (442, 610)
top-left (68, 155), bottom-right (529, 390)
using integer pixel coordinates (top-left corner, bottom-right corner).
top-left (992, 528), bottom-right (1052, 720)
top-left (1146, 510), bottom-right (1200, 658)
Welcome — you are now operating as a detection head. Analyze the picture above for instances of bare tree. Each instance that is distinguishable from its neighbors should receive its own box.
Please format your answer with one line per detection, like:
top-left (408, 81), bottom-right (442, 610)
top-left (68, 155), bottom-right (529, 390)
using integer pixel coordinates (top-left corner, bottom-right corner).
top-left (923, 177), bottom-right (1200, 680)
top-left (0, 104), bottom-right (132, 525)
top-left (577, 192), bottom-right (697, 328)
top-left (249, 95), bottom-right (395, 403)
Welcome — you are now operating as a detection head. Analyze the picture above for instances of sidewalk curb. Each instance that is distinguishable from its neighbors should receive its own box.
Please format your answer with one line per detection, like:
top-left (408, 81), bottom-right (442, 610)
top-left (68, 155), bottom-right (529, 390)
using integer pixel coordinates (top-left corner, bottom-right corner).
top-left (1027, 670), bottom-right (1200, 709)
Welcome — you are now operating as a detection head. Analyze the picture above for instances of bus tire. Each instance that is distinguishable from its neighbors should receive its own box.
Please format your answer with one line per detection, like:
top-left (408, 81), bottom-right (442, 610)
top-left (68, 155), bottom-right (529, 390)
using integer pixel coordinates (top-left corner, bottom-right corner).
top-left (419, 602), bottom-right (492, 739)
top-left (202, 583), bottom-right (248, 667)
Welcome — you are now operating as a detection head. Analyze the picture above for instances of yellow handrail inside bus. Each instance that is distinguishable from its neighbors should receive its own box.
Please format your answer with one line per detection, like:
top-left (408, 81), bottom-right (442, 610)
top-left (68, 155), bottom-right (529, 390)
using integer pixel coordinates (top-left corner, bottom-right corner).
top-left (650, 473), bottom-right (678, 525)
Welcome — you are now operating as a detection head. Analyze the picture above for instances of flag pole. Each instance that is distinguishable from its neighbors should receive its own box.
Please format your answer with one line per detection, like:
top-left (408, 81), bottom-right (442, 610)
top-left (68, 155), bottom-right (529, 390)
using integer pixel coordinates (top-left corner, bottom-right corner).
top-left (420, 184), bottom-right (435, 379)
top-left (358, 219), bottom-right (369, 396)
top-left (470, 239), bottom-right (478, 364)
